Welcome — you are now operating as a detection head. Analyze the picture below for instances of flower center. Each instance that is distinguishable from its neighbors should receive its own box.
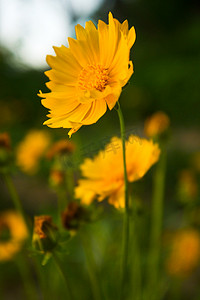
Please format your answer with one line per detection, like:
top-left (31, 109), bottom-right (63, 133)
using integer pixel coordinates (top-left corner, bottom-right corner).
top-left (78, 65), bottom-right (109, 92)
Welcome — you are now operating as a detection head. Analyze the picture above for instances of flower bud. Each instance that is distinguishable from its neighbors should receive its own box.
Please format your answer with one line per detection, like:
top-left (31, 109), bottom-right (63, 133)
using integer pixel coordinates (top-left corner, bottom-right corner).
top-left (32, 216), bottom-right (58, 252)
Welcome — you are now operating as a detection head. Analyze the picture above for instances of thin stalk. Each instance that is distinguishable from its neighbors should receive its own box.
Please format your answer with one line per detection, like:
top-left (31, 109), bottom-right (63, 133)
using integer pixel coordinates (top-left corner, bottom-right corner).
top-left (80, 231), bottom-right (102, 300)
top-left (3, 174), bottom-right (25, 219)
top-left (130, 205), bottom-right (142, 300)
top-left (16, 253), bottom-right (38, 300)
top-left (116, 101), bottom-right (130, 299)
top-left (56, 189), bottom-right (66, 226)
top-left (66, 169), bottom-right (75, 199)
top-left (52, 252), bottom-right (74, 300)
top-left (32, 256), bottom-right (48, 300)
top-left (147, 149), bottom-right (167, 300)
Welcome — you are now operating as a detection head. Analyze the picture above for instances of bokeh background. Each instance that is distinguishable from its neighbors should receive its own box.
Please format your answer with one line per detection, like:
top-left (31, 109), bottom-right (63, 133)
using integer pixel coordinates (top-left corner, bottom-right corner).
top-left (0, 0), bottom-right (200, 299)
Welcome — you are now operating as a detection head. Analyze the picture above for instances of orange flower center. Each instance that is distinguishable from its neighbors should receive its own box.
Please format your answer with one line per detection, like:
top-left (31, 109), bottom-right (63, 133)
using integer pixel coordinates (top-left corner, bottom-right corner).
top-left (78, 65), bottom-right (109, 92)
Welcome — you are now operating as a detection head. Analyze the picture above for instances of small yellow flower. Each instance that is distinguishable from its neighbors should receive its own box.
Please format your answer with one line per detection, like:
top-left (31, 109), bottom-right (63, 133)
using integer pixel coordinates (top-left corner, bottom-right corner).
top-left (144, 111), bottom-right (170, 138)
top-left (75, 135), bottom-right (160, 208)
top-left (16, 130), bottom-right (50, 174)
top-left (46, 139), bottom-right (75, 160)
top-left (166, 229), bottom-right (200, 277)
top-left (0, 211), bottom-right (28, 261)
top-left (38, 12), bottom-right (136, 137)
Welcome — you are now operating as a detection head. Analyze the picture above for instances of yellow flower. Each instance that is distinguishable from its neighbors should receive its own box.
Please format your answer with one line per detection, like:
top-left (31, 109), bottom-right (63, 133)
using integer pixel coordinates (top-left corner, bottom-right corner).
top-left (75, 135), bottom-right (160, 208)
top-left (16, 130), bottom-right (50, 174)
top-left (144, 111), bottom-right (170, 138)
top-left (38, 12), bottom-right (136, 137)
top-left (0, 211), bottom-right (28, 261)
top-left (166, 229), bottom-right (200, 277)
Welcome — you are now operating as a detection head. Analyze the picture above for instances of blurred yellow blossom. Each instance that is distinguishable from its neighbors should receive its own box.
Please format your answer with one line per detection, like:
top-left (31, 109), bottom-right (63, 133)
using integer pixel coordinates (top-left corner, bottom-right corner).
top-left (38, 12), bottom-right (136, 137)
top-left (166, 229), bottom-right (200, 277)
top-left (0, 211), bottom-right (28, 261)
top-left (144, 111), bottom-right (170, 138)
top-left (16, 130), bottom-right (50, 174)
top-left (75, 135), bottom-right (160, 208)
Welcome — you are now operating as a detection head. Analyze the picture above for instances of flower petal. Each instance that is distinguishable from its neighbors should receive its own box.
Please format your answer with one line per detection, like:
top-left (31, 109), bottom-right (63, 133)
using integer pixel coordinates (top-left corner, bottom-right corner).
top-left (81, 99), bottom-right (107, 124)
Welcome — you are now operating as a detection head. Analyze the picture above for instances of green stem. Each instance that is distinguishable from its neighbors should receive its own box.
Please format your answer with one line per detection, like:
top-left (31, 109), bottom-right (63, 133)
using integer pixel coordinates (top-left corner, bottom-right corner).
top-left (3, 174), bottom-right (25, 221)
top-left (52, 252), bottom-right (74, 300)
top-left (56, 189), bottom-right (66, 226)
top-left (147, 149), bottom-right (166, 300)
top-left (80, 231), bottom-right (102, 300)
top-left (116, 101), bottom-right (129, 299)
top-left (66, 169), bottom-right (75, 199)
top-left (130, 205), bottom-right (142, 300)
top-left (16, 253), bottom-right (38, 300)
top-left (32, 256), bottom-right (48, 300)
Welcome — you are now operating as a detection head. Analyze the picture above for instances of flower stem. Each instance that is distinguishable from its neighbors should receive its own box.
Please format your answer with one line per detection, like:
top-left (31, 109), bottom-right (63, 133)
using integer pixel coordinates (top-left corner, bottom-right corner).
top-left (80, 231), bottom-right (102, 300)
top-left (56, 189), bottom-right (66, 226)
top-left (3, 174), bottom-right (28, 226)
top-left (16, 253), bottom-right (38, 300)
top-left (130, 204), bottom-right (142, 300)
top-left (147, 149), bottom-right (166, 300)
top-left (4, 174), bottom-right (24, 215)
top-left (116, 101), bottom-right (129, 299)
top-left (52, 252), bottom-right (74, 300)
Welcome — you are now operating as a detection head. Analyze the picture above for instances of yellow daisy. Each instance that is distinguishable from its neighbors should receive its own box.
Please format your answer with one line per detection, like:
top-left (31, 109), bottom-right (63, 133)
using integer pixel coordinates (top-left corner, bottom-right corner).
top-left (75, 135), bottom-right (160, 208)
top-left (38, 12), bottom-right (136, 137)
top-left (0, 211), bottom-right (28, 261)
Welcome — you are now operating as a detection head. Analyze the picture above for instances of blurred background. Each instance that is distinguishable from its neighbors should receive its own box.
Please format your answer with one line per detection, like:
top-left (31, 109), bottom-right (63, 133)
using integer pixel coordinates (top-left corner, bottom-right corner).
top-left (0, 0), bottom-right (200, 298)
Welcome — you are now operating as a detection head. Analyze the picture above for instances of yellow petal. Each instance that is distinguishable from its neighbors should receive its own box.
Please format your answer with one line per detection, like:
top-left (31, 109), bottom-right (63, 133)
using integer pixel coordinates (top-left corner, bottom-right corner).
top-left (105, 85), bottom-right (122, 110)
top-left (81, 99), bottom-right (107, 124)
top-left (128, 26), bottom-right (136, 49)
